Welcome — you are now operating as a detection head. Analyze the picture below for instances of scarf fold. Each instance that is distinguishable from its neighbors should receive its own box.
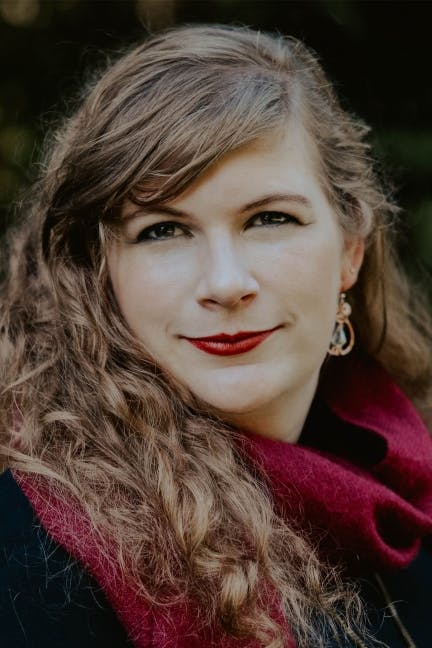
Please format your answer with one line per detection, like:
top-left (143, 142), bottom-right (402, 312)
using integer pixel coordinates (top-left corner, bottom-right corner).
top-left (240, 354), bottom-right (432, 573)
top-left (14, 354), bottom-right (432, 647)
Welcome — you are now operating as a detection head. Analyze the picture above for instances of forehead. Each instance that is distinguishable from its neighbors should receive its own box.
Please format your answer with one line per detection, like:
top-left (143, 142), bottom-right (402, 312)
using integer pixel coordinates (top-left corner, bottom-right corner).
top-left (167, 126), bottom-right (325, 212)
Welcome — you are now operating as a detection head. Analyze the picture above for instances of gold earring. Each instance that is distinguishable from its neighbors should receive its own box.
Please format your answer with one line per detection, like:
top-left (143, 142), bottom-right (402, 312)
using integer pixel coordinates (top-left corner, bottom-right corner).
top-left (328, 292), bottom-right (355, 356)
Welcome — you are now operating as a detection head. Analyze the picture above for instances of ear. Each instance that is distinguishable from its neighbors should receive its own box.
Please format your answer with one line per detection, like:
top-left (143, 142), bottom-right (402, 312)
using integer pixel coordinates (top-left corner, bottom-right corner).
top-left (340, 237), bottom-right (365, 291)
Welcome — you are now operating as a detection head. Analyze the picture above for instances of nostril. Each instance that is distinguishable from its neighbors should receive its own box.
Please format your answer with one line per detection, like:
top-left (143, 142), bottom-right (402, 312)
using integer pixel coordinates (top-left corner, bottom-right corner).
top-left (239, 292), bottom-right (257, 304)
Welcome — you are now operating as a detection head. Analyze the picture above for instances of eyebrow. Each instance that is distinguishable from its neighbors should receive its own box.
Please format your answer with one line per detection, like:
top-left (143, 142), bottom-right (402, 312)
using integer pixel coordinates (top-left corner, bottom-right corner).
top-left (123, 192), bottom-right (312, 220)
top-left (240, 193), bottom-right (312, 213)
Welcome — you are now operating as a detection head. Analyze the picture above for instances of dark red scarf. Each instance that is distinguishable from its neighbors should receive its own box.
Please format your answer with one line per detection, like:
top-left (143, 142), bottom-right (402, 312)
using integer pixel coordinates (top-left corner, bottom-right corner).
top-left (241, 354), bottom-right (432, 575)
top-left (15, 354), bottom-right (432, 647)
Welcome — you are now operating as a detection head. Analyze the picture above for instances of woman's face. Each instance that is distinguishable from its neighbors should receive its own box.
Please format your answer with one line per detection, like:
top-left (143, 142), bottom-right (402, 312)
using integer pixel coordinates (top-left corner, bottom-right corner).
top-left (108, 128), bottom-right (364, 442)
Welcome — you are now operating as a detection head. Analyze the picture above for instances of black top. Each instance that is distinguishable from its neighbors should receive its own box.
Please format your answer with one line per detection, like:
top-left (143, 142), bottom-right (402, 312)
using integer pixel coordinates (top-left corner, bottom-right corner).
top-left (0, 468), bottom-right (430, 647)
top-left (0, 469), bottom-right (132, 647)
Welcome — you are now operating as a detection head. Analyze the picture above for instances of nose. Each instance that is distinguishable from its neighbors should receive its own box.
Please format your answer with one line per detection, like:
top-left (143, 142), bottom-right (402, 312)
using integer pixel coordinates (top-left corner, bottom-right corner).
top-left (195, 235), bottom-right (259, 309)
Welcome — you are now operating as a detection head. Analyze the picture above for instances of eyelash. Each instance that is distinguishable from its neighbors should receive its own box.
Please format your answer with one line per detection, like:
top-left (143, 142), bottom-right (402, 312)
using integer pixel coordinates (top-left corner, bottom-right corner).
top-left (133, 211), bottom-right (300, 244)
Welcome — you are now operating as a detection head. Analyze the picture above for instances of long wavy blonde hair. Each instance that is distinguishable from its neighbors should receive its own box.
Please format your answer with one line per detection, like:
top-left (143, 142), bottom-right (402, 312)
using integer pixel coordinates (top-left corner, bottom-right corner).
top-left (1, 25), bottom-right (431, 648)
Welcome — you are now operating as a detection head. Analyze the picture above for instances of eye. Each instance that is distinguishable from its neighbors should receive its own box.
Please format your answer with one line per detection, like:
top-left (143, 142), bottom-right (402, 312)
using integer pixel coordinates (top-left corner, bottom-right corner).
top-left (134, 221), bottom-right (189, 243)
top-left (246, 211), bottom-right (300, 228)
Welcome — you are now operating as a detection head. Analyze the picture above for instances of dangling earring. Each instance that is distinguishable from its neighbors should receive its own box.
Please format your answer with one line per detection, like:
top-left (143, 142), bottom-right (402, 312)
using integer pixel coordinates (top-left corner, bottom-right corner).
top-left (328, 292), bottom-right (355, 356)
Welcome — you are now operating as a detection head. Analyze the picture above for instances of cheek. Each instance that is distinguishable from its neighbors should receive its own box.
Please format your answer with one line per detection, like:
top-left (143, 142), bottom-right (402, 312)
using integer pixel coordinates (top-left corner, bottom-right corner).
top-left (270, 236), bottom-right (342, 297)
top-left (109, 257), bottom-right (160, 326)
top-left (108, 250), bottom-right (194, 336)
top-left (272, 238), bottom-right (342, 348)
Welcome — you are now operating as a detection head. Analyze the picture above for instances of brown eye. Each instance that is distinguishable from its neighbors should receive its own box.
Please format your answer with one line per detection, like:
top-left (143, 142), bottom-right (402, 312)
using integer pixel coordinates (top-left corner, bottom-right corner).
top-left (247, 211), bottom-right (299, 228)
top-left (135, 221), bottom-right (188, 243)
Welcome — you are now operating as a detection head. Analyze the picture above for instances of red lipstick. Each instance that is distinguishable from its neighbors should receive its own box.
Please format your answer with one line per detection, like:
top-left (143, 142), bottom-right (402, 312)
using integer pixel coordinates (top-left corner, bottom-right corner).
top-left (184, 327), bottom-right (280, 356)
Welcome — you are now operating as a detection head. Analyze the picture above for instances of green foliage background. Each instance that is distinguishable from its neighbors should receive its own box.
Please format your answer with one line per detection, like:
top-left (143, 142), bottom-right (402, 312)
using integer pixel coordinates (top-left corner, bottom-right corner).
top-left (0, 0), bottom-right (431, 288)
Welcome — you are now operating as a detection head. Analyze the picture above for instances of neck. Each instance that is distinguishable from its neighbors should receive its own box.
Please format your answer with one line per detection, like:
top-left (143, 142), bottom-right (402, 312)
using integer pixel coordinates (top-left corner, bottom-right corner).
top-left (223, 371), bottom-right (319, 443)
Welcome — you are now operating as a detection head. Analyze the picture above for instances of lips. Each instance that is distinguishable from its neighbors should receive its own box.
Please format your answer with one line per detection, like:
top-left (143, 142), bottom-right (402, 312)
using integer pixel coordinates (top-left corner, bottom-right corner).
top-left (183, 326), bottom-right (280, 356)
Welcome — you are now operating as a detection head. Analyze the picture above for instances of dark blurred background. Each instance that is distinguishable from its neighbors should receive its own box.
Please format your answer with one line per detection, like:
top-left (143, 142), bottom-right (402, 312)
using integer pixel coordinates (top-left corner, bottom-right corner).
top-left (1, 0), bottom-right (431, 285)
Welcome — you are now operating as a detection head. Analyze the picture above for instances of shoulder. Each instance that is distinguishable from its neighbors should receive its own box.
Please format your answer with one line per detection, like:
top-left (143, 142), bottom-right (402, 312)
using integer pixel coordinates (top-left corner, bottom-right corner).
top-left (357, 544), bottom-right (432, 648)
top-left (376, 543), bottom-right (432, 646)
top-left (0, 469), bottom-right (133, 647)
top-left (0, 468), bottom-right (35, 541)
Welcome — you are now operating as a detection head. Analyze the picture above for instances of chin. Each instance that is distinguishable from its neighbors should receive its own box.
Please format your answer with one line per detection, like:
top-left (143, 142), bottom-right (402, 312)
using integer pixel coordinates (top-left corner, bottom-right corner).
top-left (208, 397), bottom-right (265, 416)
top-left (193, 380), bottom-right (279, 417)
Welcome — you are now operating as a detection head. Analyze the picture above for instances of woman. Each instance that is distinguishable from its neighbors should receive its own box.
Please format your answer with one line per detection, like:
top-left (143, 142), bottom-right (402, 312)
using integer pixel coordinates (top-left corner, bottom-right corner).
top-left (0, 24), bottom-right (431, 648)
